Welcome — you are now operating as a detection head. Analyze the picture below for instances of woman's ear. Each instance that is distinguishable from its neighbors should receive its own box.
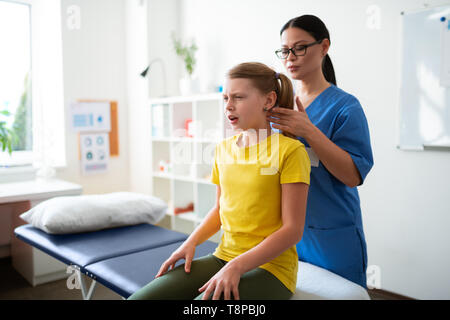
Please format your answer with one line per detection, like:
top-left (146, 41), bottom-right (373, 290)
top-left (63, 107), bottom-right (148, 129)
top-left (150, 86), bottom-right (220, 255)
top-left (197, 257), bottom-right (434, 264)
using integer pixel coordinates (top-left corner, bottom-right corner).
top-left (321, 38), bottom-right (330, 57)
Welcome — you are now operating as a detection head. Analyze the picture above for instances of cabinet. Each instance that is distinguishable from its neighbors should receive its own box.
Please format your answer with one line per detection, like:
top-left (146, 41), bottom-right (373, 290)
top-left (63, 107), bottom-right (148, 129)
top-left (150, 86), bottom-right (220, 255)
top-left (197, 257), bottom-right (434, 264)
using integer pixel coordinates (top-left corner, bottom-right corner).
top-left (150, 93), bottom-right (231, 240)
top-left (0, 178), bottom-right (83, 286)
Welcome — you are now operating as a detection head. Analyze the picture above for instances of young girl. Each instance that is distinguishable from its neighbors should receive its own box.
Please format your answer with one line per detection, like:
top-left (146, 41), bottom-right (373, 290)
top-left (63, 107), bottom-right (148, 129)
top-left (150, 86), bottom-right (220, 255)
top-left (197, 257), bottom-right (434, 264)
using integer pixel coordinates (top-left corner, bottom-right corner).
top-left (128, 62), bottom-right (311, 300)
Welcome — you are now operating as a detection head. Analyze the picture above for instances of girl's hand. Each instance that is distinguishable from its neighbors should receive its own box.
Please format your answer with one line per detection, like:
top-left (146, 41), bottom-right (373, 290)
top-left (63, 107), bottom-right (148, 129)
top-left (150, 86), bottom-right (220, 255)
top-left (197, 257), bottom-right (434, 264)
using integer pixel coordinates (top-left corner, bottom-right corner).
top-left (155, 241), bottom-right (196, 278)
top-left (198, 262), bottom-right (242, 300)
top-left (267, 96), bottom-right (314, 139)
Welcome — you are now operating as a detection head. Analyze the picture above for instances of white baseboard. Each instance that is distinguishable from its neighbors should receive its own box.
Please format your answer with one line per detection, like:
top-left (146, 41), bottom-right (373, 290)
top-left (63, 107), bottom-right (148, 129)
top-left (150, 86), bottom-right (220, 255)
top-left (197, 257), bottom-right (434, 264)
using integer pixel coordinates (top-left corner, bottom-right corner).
top-left (33, 270), bottom-right (69, 287)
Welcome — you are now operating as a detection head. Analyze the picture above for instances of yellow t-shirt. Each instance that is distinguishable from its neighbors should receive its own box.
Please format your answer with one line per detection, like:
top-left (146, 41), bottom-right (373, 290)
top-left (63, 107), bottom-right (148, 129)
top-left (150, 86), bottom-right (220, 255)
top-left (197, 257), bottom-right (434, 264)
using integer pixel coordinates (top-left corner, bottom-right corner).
top-left (210, 132), bottom-right (311, 293)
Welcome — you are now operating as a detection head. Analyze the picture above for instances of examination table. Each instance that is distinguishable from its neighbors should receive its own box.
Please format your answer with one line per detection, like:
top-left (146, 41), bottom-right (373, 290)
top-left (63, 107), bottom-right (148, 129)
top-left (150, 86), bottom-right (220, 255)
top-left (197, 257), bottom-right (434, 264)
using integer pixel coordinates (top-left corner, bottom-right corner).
top-left (14, 223), bottom-right (370, 300)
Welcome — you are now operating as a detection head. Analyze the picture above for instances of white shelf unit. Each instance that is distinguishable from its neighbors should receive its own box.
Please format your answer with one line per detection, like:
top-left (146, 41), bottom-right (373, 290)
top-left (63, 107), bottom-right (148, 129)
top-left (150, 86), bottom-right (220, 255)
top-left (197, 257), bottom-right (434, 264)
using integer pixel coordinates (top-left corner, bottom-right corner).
top-left (150, 93), bottom-right (232, 240)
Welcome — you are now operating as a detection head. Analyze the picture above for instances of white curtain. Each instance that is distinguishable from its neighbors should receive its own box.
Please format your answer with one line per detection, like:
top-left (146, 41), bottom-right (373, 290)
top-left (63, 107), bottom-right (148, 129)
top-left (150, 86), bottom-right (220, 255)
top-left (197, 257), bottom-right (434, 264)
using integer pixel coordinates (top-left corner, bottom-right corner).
top-left (32, 0), bottom-right (66, 170)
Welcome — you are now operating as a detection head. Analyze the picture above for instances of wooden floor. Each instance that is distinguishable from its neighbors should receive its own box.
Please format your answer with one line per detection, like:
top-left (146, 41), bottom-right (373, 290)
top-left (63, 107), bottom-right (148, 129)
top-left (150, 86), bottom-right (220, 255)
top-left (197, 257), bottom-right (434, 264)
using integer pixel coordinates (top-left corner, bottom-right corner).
top-left (0, 257), bottom-right (412, 300)
top-left (367, 288), bottom-right (414, 300)
top-left (0, 257), bottom-right (122, 300)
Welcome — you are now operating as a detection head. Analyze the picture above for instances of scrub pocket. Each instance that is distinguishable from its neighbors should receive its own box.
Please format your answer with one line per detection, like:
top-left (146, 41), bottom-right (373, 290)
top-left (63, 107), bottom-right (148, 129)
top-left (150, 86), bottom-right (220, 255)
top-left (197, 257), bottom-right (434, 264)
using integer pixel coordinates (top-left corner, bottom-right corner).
top-left (297, 224), bottom-right (367, 287)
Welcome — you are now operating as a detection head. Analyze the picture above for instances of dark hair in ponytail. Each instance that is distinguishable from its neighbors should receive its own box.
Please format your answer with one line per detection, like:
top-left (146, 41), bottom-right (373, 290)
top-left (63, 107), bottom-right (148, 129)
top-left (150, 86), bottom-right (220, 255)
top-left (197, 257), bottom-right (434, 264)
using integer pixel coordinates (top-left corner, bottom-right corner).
top-left (280, 14), bottom-right (337, 86)
top-left (227, 62), bottom-right (296, 139)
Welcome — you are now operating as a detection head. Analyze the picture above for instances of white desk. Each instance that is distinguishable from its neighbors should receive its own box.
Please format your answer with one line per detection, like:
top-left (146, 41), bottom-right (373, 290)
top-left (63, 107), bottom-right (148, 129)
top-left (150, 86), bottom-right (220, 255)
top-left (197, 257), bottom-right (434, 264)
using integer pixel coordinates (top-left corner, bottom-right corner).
top-left (0, 178), bottom-right (82, 286)
top-left (0, 178), bottom-right (82, 204)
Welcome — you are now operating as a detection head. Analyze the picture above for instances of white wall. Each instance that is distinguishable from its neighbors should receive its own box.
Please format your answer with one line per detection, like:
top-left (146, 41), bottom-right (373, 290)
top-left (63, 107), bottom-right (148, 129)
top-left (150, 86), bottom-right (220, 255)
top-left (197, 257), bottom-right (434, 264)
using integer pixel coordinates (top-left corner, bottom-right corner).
top-left (126, 0), bottom-right (152, 195)
top-left (177, 0), bottom-right (450, 299)
top-left (125, 0), bottom-right (188, 240)
top-left (57, 0), bottom-right (130, 194)
top-left (147, 0), bottom-right (181, 97)
top-left (126, 0), bottom-right (181, 196)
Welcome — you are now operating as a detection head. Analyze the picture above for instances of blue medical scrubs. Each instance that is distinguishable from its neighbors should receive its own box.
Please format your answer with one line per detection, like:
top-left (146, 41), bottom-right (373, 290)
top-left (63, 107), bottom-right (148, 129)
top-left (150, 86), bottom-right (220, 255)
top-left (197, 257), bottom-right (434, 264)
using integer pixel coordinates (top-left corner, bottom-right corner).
top-left (273, 84), bottom-right (373, 288)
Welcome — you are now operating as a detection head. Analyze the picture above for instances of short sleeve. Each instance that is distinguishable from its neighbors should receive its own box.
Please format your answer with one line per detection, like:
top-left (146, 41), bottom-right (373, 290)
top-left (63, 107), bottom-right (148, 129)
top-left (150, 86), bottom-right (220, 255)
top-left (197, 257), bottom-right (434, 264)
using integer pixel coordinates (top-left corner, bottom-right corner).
top-left (331, 102), bottom-right (374, 185)
top-left (210, 145), bottom-right (220, 185)
top-left (280, 144), bottom-right (311, 185)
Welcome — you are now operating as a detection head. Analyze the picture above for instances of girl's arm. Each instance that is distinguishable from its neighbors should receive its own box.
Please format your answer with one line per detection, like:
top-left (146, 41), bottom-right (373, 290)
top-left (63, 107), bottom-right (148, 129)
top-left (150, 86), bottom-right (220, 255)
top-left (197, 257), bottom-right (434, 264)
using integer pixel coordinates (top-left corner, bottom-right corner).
top-left (155, 186), bottom-right (221, 277)
top-left (199, 182), bottom-right (308, 300)
top-left (185, 185), bottom-right (222, 246)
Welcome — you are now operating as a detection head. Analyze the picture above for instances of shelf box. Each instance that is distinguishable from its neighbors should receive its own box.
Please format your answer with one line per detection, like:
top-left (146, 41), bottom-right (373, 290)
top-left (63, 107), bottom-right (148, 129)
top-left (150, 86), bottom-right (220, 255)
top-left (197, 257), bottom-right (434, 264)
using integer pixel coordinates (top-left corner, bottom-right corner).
top-left (196, 163), bottom-right (212, 181)
top-left (172, 102), bottom-right (192, 138)
top-left (172, 141), bottom-right (194, 177)
top-left (173, 180), bottom-right (194, 208)
top-left (152, 140), bottom-right (170, 173)
top-left (152, 176), bottom-right (171, 205)
top-left (151, 104), bottom-right (170, 138)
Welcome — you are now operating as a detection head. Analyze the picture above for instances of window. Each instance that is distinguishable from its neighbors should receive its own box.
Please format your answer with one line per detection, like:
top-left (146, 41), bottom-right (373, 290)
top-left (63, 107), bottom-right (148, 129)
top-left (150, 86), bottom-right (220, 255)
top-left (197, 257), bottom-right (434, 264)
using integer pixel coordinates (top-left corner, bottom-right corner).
top-left (0, 0), bottom-right (66, 171)
top-left (0, 0), bottom-right (33, 167)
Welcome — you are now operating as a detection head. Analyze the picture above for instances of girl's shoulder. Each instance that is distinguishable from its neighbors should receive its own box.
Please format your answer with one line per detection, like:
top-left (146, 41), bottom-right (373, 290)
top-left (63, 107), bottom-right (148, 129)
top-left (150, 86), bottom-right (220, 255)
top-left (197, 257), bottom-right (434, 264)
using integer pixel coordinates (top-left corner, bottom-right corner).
top-left (276, 134), bottom-right (310, 173)
top-left (277, 133), bottom-right (306, 154)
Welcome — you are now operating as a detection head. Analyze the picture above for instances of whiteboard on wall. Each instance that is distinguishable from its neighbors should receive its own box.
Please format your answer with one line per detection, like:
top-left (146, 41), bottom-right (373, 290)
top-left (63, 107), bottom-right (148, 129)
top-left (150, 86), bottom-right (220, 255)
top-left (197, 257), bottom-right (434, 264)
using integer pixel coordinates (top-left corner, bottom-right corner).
top-left (399, 5), bottom-right (450, 150)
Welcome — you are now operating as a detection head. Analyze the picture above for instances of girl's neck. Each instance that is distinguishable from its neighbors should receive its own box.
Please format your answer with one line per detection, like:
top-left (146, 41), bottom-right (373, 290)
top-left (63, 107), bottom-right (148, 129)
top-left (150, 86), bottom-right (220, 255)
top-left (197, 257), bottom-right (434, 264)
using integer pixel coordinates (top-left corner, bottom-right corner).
top-left (239, 123), bottom-right (274, 147)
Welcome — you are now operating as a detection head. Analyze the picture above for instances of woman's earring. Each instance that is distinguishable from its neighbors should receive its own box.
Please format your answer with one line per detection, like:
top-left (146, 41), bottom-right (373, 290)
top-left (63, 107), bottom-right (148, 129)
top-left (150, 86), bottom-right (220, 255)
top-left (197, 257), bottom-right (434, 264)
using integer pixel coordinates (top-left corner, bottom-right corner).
top-left (263, 107), bottom-right (268, 112)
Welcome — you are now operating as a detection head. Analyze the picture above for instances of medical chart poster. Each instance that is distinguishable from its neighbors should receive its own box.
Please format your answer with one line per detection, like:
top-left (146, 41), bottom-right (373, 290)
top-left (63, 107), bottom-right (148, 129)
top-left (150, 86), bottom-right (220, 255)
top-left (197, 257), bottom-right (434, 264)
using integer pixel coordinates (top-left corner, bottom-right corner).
top-left (70, 102), bottom-right (111, 133)
top-left (80, 133), bottom-right (109, 175)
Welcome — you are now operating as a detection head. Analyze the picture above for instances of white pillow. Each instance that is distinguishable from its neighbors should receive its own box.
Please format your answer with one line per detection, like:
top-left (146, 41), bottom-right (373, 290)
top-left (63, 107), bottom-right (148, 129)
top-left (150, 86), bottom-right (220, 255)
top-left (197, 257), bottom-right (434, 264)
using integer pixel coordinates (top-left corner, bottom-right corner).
top-left (20, 192), bottom-right (168, 234)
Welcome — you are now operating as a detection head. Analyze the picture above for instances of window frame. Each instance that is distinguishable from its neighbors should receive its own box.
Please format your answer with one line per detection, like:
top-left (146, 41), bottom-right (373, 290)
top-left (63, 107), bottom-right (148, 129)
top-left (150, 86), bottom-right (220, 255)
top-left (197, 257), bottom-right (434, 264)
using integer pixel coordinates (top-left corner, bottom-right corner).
top-left (0, 0), bottom-right (66, 174)
top-left (0, 0), bottom-right (34, 168)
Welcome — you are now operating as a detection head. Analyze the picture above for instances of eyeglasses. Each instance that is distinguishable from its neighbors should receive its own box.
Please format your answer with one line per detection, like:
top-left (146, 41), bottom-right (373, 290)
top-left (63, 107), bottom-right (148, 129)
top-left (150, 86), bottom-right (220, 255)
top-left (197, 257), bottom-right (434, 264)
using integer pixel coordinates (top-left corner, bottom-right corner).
top-left (275, 39), bottom-right (323, 59)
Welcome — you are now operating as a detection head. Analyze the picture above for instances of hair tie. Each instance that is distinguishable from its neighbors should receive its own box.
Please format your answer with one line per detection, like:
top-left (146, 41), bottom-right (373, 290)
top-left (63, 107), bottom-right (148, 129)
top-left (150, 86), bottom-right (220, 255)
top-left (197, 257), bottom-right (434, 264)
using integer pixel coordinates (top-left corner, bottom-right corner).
top-left (275, 72), bottom-right (280, 80)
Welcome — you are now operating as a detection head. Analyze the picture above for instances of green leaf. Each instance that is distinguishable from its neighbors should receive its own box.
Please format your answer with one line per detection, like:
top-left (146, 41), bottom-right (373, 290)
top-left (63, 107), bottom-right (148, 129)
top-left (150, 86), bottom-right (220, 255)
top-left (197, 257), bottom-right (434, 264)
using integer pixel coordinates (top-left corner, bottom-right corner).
top-left (0, 115), bottom-right (13, 155)
top-left (171, 33), bottom-right (198, 76)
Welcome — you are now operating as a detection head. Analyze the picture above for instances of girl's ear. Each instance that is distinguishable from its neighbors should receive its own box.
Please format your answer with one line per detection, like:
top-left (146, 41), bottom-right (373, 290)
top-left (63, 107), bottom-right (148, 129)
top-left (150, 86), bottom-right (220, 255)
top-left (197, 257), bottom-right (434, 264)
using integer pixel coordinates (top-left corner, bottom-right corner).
top-left (264, 91), bottom-right (277, 110)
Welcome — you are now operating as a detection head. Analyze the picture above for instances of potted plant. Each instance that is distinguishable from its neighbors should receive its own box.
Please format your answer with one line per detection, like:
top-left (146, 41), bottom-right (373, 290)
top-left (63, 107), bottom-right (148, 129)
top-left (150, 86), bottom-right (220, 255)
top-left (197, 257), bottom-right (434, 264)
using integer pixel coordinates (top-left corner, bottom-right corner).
top-left (0, 110), bottom-right (14, 155)
top-left (171, 33), bottom-right (198, 95)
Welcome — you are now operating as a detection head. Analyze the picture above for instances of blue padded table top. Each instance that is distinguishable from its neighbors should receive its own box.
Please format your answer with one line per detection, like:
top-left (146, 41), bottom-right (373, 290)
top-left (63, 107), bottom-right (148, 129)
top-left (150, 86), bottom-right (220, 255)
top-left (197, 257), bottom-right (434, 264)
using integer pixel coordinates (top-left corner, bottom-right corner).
top-left (14, 224), bottom-right (188, 269)
top-left (85, 240), bottom-right (218, 298)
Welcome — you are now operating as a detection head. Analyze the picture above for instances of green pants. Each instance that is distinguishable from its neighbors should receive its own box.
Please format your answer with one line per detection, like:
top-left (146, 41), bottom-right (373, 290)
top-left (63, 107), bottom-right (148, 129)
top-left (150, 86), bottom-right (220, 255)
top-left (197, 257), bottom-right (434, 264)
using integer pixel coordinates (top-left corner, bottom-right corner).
top-left (127, 254), bottom-right (293, 300)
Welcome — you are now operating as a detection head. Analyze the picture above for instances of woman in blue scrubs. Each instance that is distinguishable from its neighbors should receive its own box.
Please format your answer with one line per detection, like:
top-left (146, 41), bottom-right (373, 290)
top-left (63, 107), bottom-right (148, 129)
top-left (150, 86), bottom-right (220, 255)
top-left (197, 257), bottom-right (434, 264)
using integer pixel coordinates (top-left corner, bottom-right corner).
top-left (267, 15), bottom-right (374, 288)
